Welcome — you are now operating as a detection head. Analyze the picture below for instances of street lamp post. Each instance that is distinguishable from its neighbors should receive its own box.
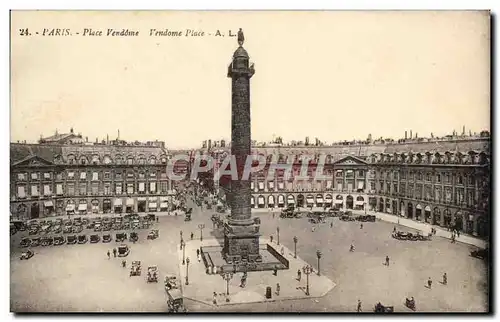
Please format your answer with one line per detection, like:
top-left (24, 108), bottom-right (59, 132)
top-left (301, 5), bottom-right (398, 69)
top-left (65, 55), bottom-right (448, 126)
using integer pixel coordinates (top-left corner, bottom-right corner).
top-left (293, 236), bottom-right (298, 258)
top-left (185, 257), bottom-right (190, 285)
top-left (198, 224), bottom-right (205, 242)
top-left (181, 240), bottom-right (186, 265)
top-left (302, 265), bottom-right (313, 296)
top-left (364, 202), bottom-right (367, 215)
top-left (316, 250), bottom-right (322, 276)
top-left (277, 226), bottom-right (280, 245)
top-left (221, 271), bottom-right (234, 298)
top-left (179, 230), bottom-right (183, 250)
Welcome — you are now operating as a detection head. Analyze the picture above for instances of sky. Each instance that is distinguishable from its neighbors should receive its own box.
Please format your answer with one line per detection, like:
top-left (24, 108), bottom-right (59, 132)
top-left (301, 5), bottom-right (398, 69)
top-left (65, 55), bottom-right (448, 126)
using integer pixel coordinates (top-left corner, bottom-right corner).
top-left (10, 11), bottom-right (490, 149)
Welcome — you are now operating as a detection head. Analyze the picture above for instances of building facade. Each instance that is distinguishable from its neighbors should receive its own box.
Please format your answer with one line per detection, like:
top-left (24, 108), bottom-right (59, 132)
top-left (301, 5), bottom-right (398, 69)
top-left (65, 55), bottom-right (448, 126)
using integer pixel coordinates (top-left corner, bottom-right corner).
top-left (10, 131), bottom-right (189, 220)
top-left (202, 137), bottom-right (491, 238)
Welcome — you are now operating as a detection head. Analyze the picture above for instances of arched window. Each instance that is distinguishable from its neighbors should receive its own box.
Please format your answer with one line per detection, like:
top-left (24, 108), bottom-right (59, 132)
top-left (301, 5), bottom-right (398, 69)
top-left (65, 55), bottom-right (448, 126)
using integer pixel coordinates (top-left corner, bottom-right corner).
top-left (137, 155), bottom-right (146, 165)
top-left (79, 155), bottom-right (88, 165)
top-left (115, 154), bottom-right (124, 165)
top-left (91, 154), bottom-right (100, 165)
top-left (127, 156), bottom-right (134, 165)
top-left (148, 156), bottom-right (157, 165)
top-left (103, 155), bottom-right (112, 165)
top-left (67, 154), bottom-right (76, 165)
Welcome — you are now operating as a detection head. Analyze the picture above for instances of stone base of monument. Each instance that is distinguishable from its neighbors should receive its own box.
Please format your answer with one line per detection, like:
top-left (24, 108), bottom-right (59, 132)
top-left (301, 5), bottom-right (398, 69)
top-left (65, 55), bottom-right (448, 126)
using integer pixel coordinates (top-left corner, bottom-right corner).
top-left (177, 239), bottom-right (336, 306)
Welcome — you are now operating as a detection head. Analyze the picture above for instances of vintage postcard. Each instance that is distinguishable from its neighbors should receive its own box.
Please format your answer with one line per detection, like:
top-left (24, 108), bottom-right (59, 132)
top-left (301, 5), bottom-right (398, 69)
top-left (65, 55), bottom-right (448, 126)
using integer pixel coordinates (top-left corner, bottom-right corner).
top-left (9, 10), bottom-right (490, 313)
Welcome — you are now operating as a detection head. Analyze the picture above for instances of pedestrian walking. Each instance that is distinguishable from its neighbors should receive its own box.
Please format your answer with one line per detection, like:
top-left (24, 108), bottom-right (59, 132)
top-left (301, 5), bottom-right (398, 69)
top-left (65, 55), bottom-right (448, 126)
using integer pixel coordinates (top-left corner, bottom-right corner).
top-left (280, 247), bottom-right (285, 256)
top-left (107, 250), bottom-right (110, 259)
top-left (156, 217), bottom-right (159, 223)
top-left (191, 232), bottom-right (194, 240)
top-left (350, 244), bottom-right (355, 252)
top-left (197, 253), bottom-right (201, 262)
top-left (442, 273), bottom-right (447, 285)
top-left (360, 223), bottom-right (363, 229)
top-left (457, 230), bottom-right (460, 238)
top-left (196, 249), bottom-right (200, 256)
top-left (312, 226), bottom-right (316, 232)
top-left (213, 292), bottom-right (218, 305)
top-left (357, 299), bottom-right (362, 312)
top-left (270, 235), bottom-right (273, 243)
top-left (330, 222), bottom-right (333, 228)
top-left (385, 255), bottom-right (390, 266)
top-left (276, 283), bottom-right (280, 296)
top-left (113, 248), bottom-right (117, 258)
top-left (393, 226), bottom-right (397, 233)
top-left (427, 277), bottom-right (432, 289)
top-left (297, 269), bottom-right (302, 281)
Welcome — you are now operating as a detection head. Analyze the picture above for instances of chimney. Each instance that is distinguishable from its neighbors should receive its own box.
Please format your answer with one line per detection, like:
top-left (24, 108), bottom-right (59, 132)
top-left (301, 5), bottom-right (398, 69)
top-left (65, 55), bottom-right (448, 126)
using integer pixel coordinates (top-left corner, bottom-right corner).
top-left (55, 129), bottom-right (58, 135)
top-left (95, 137), bottom-right (98, 143)
top-left (405, 131), bottom-right (407, 139)
top-left (118, 129), bottom-right (120, 140)
top-left (208, 139), bottom-right (212, 150)
top-left (415, 133), bottom-right (418, 139)
top-left (85, 136), bottom-right (88, 142)
top-left (106, 134), bottom-right (109, 144)
top-left (70, 127), bottom-right (74, 134)
top-left (469, 130), bottom-right (472, 136)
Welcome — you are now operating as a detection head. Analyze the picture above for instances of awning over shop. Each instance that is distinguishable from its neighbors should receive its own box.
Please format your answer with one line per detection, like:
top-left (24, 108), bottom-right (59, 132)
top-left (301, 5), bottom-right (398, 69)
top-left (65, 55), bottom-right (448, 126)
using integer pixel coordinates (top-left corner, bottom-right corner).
top-left (335, 200), bottom-right (343, 204)
top-left (138, 197), bottom-right (147, 201)
top-left (126, 198), bottom-right (134, 206)
top-left (44, 201), bottom-right (54, 207)
top-left (160, 197), bottom-right (169, 202)
top-left (324, 195), bottom-right (333, 203)
top-left (160, 202), bottom-right (169, 208)
top-left (336, 170), bottom-right (343, 173)
top-left (78, 204), bottom-right (87, 211)
top-left (355, 201), bottom-right (365, 206)
top-left (149, 202), bottom-right (157, 209)
top-left (148, 197), bottom-right (157, 202)
top-left (65, 204), bottom-right (75, 212)
top-left (114, 199), bottom-right (122, 207)
top-left (287, 196), bottom-right (295, 204)
top-left (306, 197), bottom-right (314, 204)
top-left (316, 196), bottom-right (324, 203)
top-left (258, 197), bottom-right (265, 205)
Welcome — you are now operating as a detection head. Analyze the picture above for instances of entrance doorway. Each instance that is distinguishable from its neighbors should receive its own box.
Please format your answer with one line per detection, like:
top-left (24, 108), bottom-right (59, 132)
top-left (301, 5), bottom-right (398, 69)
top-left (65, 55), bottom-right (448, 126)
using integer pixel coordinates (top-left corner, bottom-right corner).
top-left (31, 203), bottom-right (40, 219)
top-left (407, 202), bottom-right (413, 219)
top-left (424, 206), bottom-right (431, 223)
top-left (297, 194), bottom-right (304, 208)
top-left (346, 195), bottom-right (354, 209)
top-left (138, 200), bottom-right (146, 212)
top-left (415, 204), bottom-right (422, 221)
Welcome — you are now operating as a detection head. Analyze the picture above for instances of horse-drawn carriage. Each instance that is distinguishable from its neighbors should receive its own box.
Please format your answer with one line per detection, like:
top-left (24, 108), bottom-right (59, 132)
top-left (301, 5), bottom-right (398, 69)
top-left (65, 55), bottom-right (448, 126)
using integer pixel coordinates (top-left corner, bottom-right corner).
top-left (166, 289), bottom-right (186, 313)
top-left (392, 231), bottom-right (431, 241)
top-left (147, 266), bottom-right (159, 283)
top-left (130, 260), bottom-right (142, 276)
top-left (374, 302), bottom-right (394, 313)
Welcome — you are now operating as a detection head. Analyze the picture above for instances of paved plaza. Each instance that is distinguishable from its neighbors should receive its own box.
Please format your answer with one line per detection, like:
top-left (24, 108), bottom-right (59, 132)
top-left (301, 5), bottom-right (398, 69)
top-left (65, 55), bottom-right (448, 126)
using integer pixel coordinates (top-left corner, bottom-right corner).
top-left (10, 201), bottom-right (488, 312)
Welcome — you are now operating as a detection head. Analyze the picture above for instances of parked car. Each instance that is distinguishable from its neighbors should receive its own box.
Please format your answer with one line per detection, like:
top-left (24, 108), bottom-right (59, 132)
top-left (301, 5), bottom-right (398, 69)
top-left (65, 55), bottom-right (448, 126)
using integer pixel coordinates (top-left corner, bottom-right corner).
top-left (53, 236), bottom-right (66, 245)
top-left (77, 235), bottom-right (88, 244)
top-left (147, 230), bottom-right (159, 240)
top-left (30, 237), bottom-right (41, 247)
top-left (52, 225), bottom-right (62, 234)
top-left (72, 225), bottom-right (83, 234)
top-left (471, 248), bottom-right (488, 260)
top-left (102, 234), bottom-right (112, 243)
top-left (40, 237), bottom-right (54, 246)
top-left (63, 226), bottom-right (73, 234)
top-left (118, 244), bottom-right (130, 257)
top-left (20, 238), bottom-right (32, 248)
top-left (67, 235), bottom-right (77, 245)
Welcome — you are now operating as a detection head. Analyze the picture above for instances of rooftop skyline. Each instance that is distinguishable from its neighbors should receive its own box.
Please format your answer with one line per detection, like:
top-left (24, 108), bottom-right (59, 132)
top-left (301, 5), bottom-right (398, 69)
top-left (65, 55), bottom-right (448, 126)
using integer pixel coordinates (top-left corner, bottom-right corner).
top-left (11, 11), bottom-right (490, 149)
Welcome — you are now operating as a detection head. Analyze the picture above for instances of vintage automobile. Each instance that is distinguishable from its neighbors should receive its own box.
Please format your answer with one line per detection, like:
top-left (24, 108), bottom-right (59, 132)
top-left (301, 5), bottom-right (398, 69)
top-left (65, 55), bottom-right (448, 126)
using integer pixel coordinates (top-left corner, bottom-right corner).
top-left (63, 219), bottom-right (72, 226)
top-left (280, 205), bottom-right (301, 219)
top-left (63, 225), bottom-right (73, 234)
top-left (103, 223), bottom-right (112, 231)
top-left (471, 248), bottom-right (488, 260)
top-left (129, 232), bottom-right (139, 243)
top-left (405, 297), bottom-right (416, 311)
top-left (90, 234), bottom-right (100, 243)
top-left (112, 222), bottom-right (123, 231)
top-left (374, 302), bottom-right (394, 313)
top-left (102, 234), bottom-right (112, 243)
top-left (141, 221), bottom-right (150, 229)
top-left (20, 238), bottom-right (32, 248)
top-left (340, 214), bottom-right (356, 221)
top-left (67, 235), bottom-right (78, 245)
top-left (392, 231), bottom-right (431, 241)
top-left (41, 237), bottom-right (54, 246)
top-left (118, 244), bottom-right (130, 257)
top-left (28, 227), bottom-right (39, 235)
top-left (147, 266), bottom-right (159, 283)
top-left (116, 232), bottom-right (127, 242)
top-left (52, 225), bottom-right (62, 234)
top-left (167, 289), bottom-right (186, 312)
top-left (40, 224), bottom-right (51, 235)
top-left (184, 213), bottom-right (192, 222)
top-left (164, 274), bottom-right (179, 291)
top-left (132, 219), bottom-right (140, 230)
top-left (20, 249), bottom-right (34, 260)
top-left (30, 237), bottom-right (41, 247)
top-left (53, 236), bottom-right (66, 246)
top-left (147, 229), bottom-right (159, 240)
top-left (94, 223), bottom-right (103, 232)
top-left (82, 218), bottom-right (90, 226)
top-left (77, 235), bottom-right (88, 244)
top-left (103, 217), bottom-right (112, 225)
top-left (11, 220), bottom-right (27, 232)
top-left (86, 222), bottom-right (96, 229)
top-left (357, 215), bottom-right (376, 222)
top-left (130, 260), bottom-right (141, 276)
top-left (147, 214), bottom-right (156, 222)
top-left (72, 225), bottom-right (83, 234)
top-left (73, 217), bottom-right (82, 225)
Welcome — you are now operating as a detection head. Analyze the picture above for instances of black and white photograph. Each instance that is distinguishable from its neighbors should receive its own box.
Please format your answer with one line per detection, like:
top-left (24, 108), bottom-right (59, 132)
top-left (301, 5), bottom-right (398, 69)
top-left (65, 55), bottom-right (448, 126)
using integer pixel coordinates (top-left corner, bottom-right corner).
top-left (8, 10), bottom-right (491, 313)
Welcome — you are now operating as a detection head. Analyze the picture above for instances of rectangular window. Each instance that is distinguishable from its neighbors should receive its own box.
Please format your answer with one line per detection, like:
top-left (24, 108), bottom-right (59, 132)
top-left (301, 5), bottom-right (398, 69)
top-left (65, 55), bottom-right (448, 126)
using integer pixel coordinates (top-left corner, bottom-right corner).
top-left (43, 184), bottom-right (51, 196)
top-left (268, 181), bottom-right (275, 190)
top-left (79, 183), bottom-right (87, 195)
top-left (393, 183), bottom-right (398, 194)
top-left (457, 175), bottom-right (463, 185)
top-left (127, 172), bottom-right (134, 179)
top-left (346, 170), bottom-right (354, 178)
top-left (91, 183), bottom-right (99, 195)
top-left (278, 182), bottom-right (285, 190)
top-left (104, 183), bottom-right (111, 195)
top-left (139, 182), bottom-right (145, 192)
top-left (370, 182), bottom-right (376, 191)
top-left (149, 172), bottom-right (156, 178)
top-left (326, 180), bottom-right (332, 189)
top-left (56, 172), bottom-right (63, 180)
top-left (127, 183), bottom-right (134, 194)
top-left (104, 172), bottom-right (110, 180)
top-left (115, 183), bottom-right (122, 195)
top-left (468, 175), bottom-right (475, 185)
top-left (160, 182), bottom-right (168, 193)
top-left (80, 172), bottom-right (87, 180)
top-left (31, 172), bottom-right (38, 180)
top-left (417, 172), bottom-right (423, 181)
top-left (386, 182), bottom-right (391, 193)
top-left (17, 186), bottom-right (26, 198)
top-left (160, 172), bottom-right (167, 179)
top-left (56, 184), bottom-right (63, 195)
top-left (401, 171), bottom-right (406, 179)
top-left (139, 173), bottom-right (145, 179)
top-left (17, 173), bottom-right (26, 181)
top-left (67, 183), bottom-right (75, 196)
top-left (67, 172), bottom-right (75, 180)
top-left (436, 174), bottom-right (441, 183)
top-left (31, 185), bottom-right (39, 196)
top-left (358, 170), bottom-right (364, 177)
top-left (409, 172), bottom-right (414, 180)
top-left (92, 172), bottom-right (99, 181)
top-left (258, 182), bottom-right (264, 191)
top-left (115, 172), bottom-right (122, 180)
top-left (150, 182), bottom-right (156, 193)
top-left (426, 173), bottom-right (431, 182)
top-left (445, 174), bottom-right (451, 184)
top-left (393, 172), bottom-right (398, 180)
top-left (44, 172), bottom-right (51, 180)
top-left (335, 171), bottom-right (343, 178)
